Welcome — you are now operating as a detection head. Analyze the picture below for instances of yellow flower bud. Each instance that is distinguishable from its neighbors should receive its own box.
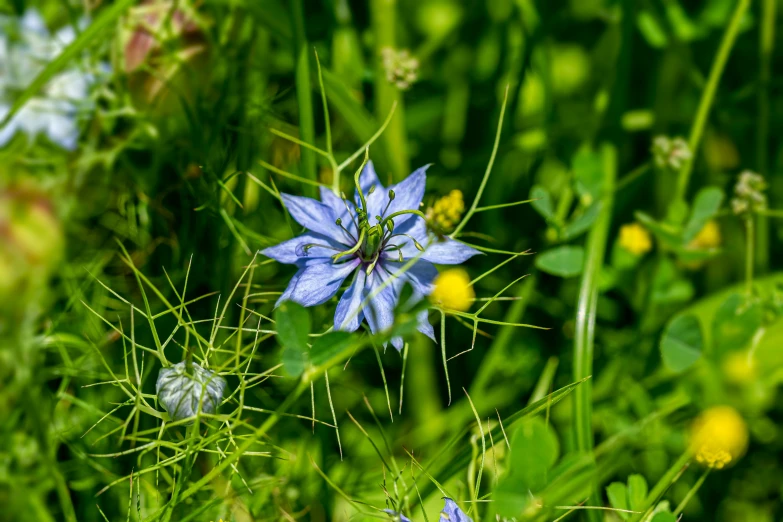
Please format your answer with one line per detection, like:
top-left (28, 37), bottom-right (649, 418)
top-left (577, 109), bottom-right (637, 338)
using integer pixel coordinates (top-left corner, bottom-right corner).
top-left (689, 220), bottom-right (721, 250)
top-left (430, 268), bottom-right (474, 312)
top-left (425, 190), bottom-right (465, 233)
top-left (689, 406), bottom-right (748, 469)
top-left (618, 223), bottom-right (652, 256)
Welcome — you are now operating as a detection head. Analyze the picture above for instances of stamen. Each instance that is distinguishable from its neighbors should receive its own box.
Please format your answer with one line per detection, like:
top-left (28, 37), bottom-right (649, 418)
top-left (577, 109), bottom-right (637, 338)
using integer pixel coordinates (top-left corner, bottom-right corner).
top-left (365, 251), bottom-right (381, 275)
top-left (333, 227), bottom-right (366, 261)
top-left (385, 233), bottom-right (425, 251)
top-left (335, 218), bottom-right (357, 243)
top-left (379, 209), bottom-right (427, 228)
top-left (341, 192), bottom-right (360, 231)
top-left (382, 243), bottom-right (405, 262)
top-left (296, 243), bottom-right (343, 257)
top-left (381, 189), bottom-right (395, 217)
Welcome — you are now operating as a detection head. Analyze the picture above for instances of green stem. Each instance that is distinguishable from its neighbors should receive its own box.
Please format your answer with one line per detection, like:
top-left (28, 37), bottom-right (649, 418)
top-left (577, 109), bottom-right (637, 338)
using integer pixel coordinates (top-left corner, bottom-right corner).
top-left (451, 86), bottom-right (509, 238)
top-left (370, 0), bottom-right (409, 181)
top-left (291, 0), bottom-right (317, 197)
top-left (673, 468), bottom-right (710, 517)
top-left (614, 163), bottom-right (650, 192)
top-left (470, 274), bottom-right (536, 398)
top-left (674, 0), bottom-right (751, 202)
top-left (756, 0), bottom-right (776, 274)
top-left (629, 450), bottom-right (692, 522)
top-left (572, 144), bottom-right (616, 522)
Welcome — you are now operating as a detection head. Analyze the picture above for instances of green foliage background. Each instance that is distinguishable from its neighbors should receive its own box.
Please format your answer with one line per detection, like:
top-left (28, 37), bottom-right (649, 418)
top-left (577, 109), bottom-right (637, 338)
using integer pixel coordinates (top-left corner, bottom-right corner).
top-left (1, 0), bottom-right (782, 521)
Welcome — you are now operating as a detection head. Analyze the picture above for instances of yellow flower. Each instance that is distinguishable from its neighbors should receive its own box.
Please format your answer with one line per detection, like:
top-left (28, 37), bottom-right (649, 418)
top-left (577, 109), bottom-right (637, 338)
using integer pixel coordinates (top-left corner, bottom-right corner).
top-left (618, 223), bottom-right (652, 256)
top-left (426, 190), bottom-right (465, 233)
top-left (689, 406), bottom-right (748, 469)
top-left (430, 268), bottom-right (474, 312)
top-left (689, 220), bottom-right (721, 250)
top-left (722, 351), bottom-right (756, 384)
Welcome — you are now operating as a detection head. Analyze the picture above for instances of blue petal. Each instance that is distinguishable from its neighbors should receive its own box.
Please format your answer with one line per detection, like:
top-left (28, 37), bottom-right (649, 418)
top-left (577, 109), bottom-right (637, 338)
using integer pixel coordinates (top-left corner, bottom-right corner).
top-left (440, 498), bottom-right (473, 522)
top-left (277, 266), bottom-right (306, 305)
top-left (282, 259), bottom-right (359, 307)
top-left (362, 269), bottom-right (398, 343)
top-left (382, 509), bottom-right (411, 522)
top-left (0, 105), bottom-right (20, 147)
top-left (281, 193), bottom-right (343, 241)
top-left (383, 165), bottom-right (429, 225)
top-left (417, 310), bottom-right (435, 341)
top-left (261, 232), bottom-right (345, 265)
top-left (22, 9), bottom-right (49, 35)
top-left (401, 260), bottom-right (438, 298)
top-left (421, 238), bottom-right (481, 264)
top-left (320, 186), bottom-right (360, 237)
top-left (320, 186), bottom-right (345, 216)
top-left (44, 110), bottom-right (79, 150)
top-left (394, 219), bottom-right (482, 264)
top-left (334, 269), bottom-right (367, 332)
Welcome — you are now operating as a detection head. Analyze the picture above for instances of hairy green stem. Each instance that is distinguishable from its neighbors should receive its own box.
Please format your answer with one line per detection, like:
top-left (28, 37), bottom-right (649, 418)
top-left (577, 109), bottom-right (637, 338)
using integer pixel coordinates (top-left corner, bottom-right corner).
top-left (370, 0), bottom-right (409, 181)
top-left (674, 0), bottom-right (751, 202)
top-left (572, 144), bottom-right (616, 521)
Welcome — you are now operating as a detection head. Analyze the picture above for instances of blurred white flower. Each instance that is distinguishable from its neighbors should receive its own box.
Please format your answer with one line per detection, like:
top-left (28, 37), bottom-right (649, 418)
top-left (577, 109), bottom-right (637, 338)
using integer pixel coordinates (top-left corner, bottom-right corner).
top-left (0, 9), bottom-right (100, 150)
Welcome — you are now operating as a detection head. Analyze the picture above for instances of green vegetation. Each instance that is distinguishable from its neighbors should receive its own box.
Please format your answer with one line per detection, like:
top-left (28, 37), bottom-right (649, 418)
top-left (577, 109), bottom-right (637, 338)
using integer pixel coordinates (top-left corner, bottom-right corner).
top-left (1, 1), bottom-right (782, 521)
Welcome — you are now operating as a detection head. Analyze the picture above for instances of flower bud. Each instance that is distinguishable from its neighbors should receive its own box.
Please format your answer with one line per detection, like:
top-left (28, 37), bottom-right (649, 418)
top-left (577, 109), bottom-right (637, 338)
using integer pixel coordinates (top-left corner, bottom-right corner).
top-left (690, 406), bottom-right (748, 469)
top-left (429, 268), bottom-right (474, 312)
top-left (651, 136), bottom-right (692, 170)
top-left (618, 223), bottom-right (652, 256)
top-left (156, 361), bottom-right (227, 423)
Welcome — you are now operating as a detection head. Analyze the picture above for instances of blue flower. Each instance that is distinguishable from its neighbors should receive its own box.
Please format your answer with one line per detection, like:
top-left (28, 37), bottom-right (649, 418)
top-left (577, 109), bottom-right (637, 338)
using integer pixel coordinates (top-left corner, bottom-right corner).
top-left (439, 498), bottom-right (472, 522)
top-left (383, 509), bottom-right (411, 522)
top-left (0, 9), bottom-right (99, 150)
top-left (262, 161), bottom-right (480, 350)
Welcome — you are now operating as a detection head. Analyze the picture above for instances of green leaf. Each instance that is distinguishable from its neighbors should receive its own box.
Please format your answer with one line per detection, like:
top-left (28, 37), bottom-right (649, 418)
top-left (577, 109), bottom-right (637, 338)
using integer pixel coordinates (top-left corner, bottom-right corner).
top-left (0, 0), bottom-right (137, 129)
top-left (531, 185), bottom-right (554, 221)
top-left (635, 211), bottom-right (681, 248)
top-left (610, 241), bottom-right (641, 270)
top-left (281, 346), bottom-right (309, 377)
top-left (712, 293), bottom-right (763, 356)
top-left (274, 301), bottom-right (311, 352)
top-left (535, 246), bottom-right (585, 278)
top-left (310, 331), bottom-right (356, 367)
top-left (508, 418), bottom-right (560, 491)
top-left (637, 10), bottom-right (668, 48)
top-left (419, 378), bottom-right (588, 501)
top-left (651, 258), bottom-right (693, 304)
top-left (650, 513), bottom-right (677, 522)
top-left (682, 187), bottom-right (724, 243)
top-left (572, 146), bottom-right (603, 203)
top-left (660, 314), bottom-right (703, 372)
top-left (606, 482), bottom-right (630, 520)
top-left (562, 201), bottom-right (602, 240)
top-left (627, 474), bottom-right (648, 512)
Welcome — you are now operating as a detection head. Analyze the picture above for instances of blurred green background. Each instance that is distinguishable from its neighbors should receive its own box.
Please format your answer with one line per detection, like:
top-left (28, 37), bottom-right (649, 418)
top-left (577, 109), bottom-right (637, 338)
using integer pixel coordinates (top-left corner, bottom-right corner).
top-left (1, 0), bottom-right (783, 521)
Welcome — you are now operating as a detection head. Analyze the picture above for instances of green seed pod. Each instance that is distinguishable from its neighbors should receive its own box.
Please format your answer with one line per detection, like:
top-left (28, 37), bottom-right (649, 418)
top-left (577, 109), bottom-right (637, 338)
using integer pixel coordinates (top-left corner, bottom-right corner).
top-left (156, 361), bottom-right (227, 423)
